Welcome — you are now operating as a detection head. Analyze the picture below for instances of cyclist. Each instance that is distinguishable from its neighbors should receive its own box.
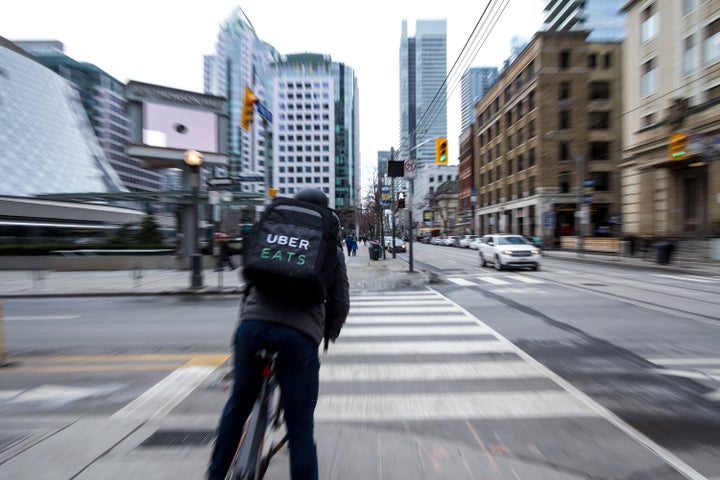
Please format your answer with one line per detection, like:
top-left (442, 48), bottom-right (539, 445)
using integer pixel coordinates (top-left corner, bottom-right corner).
top-left (208, 188), bottom-right (350, 480)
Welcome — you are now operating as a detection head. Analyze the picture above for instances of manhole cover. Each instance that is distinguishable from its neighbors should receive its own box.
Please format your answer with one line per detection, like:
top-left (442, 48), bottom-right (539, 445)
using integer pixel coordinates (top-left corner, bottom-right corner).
top-left (138, 429), bottom-right (215, 448)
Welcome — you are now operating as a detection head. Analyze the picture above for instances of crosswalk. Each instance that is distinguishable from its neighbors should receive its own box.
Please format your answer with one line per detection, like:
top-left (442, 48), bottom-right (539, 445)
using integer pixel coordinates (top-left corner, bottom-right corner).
top-left (446, 275), bottom-right (545, 287)
top-left (316, 289), bottom-right (601, 422)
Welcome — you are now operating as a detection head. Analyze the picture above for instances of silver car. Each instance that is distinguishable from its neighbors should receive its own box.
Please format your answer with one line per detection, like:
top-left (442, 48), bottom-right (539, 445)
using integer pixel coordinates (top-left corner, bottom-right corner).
top-left (478, 234), bottom-right (541, 271)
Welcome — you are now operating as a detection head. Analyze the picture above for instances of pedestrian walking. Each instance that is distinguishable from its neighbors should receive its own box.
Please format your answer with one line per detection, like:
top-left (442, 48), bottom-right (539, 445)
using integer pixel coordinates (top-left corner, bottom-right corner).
top-left (344, 234), bottom-right (353, 256)
top-left (351, 237), bottom-right (358, 256)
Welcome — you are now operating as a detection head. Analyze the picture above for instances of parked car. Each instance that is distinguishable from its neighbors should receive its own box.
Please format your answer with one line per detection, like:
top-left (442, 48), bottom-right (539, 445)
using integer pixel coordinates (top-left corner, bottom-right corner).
top-left (468, 237), bottom-right (483, 250)
top-left (444, 235), bottom-right (462, 247)
top-left (383, 236), bottom-right (407, 253)
top-left (458, 235), bottom-right (478, 248)
top-left (478, 234), bottom-right (541, 271)
top-left (431, 236), bottom-right (446, 246)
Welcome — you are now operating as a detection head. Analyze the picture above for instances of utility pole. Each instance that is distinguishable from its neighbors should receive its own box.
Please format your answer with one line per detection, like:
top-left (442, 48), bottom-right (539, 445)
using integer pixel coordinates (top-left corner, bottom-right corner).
top-left (390, 147), bottom-right (397, 259)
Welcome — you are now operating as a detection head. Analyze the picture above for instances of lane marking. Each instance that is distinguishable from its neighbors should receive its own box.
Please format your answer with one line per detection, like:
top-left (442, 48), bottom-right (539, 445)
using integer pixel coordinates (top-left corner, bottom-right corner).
top-left (648, 358), bottom-right (720, 365)
top-left (476, 277), bottom-right (511, 285)
top-left (345, 315), bottom-right (472, 324)
top-left (326, 340), bottom-right (512, 356)
top-left (447, 278), bottom-right (476, 286)
top-left (111, 365), bottom-right (219, 420)
top-left (654, 274), bottom-right (715, 284)
top-left (320, 361), bottom-right (544, 382)
top-left (315, 390), bottom-right (599, 421)
top-left (350, 306), bottom-right (462, 314)
top-left (512, 276), bottom-right (544, 284)
top-left (4, 315), bottom-right (80, 321)
top-left (341, 325), bottom-right (491, 336)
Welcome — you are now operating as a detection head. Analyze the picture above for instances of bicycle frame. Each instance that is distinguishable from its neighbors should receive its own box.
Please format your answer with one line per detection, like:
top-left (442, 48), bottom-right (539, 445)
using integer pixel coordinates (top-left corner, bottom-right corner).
top-left (225, 350), bottom-right (288, 480)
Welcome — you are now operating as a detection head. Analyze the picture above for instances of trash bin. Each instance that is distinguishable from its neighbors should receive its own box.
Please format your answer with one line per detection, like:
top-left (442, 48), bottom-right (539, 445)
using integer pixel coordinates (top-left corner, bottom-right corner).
top-left (655, 241), bottom-right (674, 265)
top-left (369, 242), bottom-right (381, 261)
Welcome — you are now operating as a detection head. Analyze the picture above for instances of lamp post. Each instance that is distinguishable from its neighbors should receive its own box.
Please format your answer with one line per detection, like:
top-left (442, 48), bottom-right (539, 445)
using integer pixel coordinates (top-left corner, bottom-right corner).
top-left (184, 149), bottom-right (204, 288)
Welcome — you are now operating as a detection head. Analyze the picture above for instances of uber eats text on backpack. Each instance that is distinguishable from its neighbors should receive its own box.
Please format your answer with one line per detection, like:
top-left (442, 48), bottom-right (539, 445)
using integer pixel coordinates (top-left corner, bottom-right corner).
top-left (243, 197), bottom-right (340, 305)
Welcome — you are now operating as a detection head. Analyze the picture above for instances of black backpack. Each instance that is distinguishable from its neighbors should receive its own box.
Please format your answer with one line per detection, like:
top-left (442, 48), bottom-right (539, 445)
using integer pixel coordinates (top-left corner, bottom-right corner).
top-left (242, 196), bottom-right (341, 305)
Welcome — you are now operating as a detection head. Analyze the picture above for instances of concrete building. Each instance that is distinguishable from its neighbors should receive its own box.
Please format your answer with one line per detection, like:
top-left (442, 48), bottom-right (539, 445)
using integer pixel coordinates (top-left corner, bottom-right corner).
top-left (14, 40), bottom-right (162, 192)
top-left (472, 31), bottom-right (623, 241)
top-left (399, 19), bottom-right (448, 166)
top-left (203, 7), bottom-right (280, 193)
top-left (270, 53), bottom-right (360, 222)
top-left (460, 67), bottom-right (499, 131)
top-left (620, 0), bottom-right (720, 240)
top-left (542, 0), bottom-right (626, 41)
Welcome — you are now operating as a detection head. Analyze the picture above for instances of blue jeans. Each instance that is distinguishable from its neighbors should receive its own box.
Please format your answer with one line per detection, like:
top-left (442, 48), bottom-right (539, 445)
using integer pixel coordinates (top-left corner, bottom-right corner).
top-left (208, 320), bottom-right (320, 480)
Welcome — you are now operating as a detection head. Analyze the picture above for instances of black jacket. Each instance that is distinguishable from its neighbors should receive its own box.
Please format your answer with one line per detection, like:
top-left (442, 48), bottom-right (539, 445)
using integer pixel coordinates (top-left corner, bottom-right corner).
top-left (240, 246), bottom-right (350, 345)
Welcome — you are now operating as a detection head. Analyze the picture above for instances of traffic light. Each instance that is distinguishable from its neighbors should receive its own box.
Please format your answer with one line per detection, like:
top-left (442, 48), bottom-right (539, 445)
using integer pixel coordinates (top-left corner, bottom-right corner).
top-left (435, 137), bottom-right (448, 165)
top-left (397, 192), bottom-right (405, 209)
top-left (241, 87), bottom-right (257, 130)
top-left (668, 133), bottom-right (688, 160)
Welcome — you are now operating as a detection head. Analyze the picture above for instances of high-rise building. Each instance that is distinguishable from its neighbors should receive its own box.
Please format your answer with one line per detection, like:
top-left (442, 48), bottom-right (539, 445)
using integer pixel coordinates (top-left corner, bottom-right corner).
top-left (399, 19), bottom-right (448, 166)
top-left (542, 0), bottom-right (625, 41)
top-left (14, 40), bottom-right (161, 192)
top-left (204, 7), bottom-right (280, 193)
top-left (460, 67), bottom-right (498, 130)
top-left (270, 53), bottom-right (360, 216)
top-left (0, 37), bottom-right (126, 197)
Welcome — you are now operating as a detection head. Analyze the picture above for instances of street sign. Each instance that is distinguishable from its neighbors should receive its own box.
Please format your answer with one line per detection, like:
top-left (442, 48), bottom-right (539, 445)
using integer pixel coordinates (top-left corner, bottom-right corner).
top-left (404, 160), bottom-right (416, 172)
top-left (381, 185), bottom-right (391, 207)
top-left (239, 175), bottom-right (264, 182)
top-left (207, 177), bottom-right (233, 187)
top-left (255, 101), bottom-right (273, 124)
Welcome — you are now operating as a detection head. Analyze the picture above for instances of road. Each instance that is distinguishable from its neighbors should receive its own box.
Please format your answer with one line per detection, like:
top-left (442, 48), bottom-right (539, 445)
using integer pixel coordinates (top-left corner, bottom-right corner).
top-left (1, 248), bottom-right (719, 478)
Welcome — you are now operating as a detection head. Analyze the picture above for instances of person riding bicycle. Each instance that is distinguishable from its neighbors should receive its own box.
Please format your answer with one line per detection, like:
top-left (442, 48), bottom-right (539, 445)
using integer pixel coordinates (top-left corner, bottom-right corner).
top-left (208, 188), bottom-right (350, 480)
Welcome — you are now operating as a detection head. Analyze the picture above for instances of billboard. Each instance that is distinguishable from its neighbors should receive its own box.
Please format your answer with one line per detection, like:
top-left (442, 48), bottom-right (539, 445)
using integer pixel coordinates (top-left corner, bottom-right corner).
top-left (143, 102), bottom-right (217, 151)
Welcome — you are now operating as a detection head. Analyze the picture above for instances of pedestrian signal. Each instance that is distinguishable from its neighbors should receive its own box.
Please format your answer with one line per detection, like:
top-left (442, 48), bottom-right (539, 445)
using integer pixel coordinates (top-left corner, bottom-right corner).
top-left (435, 137), bottom-right (448, 165)
top-left (241, 87), bottom-right (257, 130)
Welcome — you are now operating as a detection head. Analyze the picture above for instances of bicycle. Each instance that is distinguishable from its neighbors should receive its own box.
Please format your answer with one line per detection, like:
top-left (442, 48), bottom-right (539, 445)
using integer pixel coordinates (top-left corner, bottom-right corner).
top-left (225, 349), bottom-right (288, 480)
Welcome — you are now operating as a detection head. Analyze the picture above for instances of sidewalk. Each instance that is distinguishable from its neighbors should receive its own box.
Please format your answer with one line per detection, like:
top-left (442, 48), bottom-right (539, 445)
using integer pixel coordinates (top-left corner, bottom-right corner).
top-left (0, 247), bottom-right (428, 298)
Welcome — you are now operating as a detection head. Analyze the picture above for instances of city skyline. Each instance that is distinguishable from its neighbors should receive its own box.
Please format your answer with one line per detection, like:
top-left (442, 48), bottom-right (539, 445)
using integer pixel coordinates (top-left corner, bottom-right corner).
top-left (0, 0), bottom-right (543, 191)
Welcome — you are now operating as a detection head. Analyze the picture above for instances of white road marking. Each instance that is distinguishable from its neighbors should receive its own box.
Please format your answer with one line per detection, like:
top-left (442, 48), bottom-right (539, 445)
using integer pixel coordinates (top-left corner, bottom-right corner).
top-left (4, 315), bottom-right (79, 321)
top-left (512, 276), bottom-right (544, 284)
top-left (447, 277), bottom-right (476, 286)
top-left (326, 340), bottom-right (513, 356)
top-left (476, 276), bottom-right (511, 285)
top-left (340, 325), bottom-right (491, 336)
top-left (349, 305), bottom-right (462, 314)
top-left (648, 358), bottom-right (720, 365)
top-left (345, 314), bottom-right (472, 324)
top-left (111, 366), bottom-right (217, 420)
top-left (315, 390), bottom-right (599, 421)
top-left (320, 361), bottom-right (544, 381)
top-left (654, 274), bottom-right (715, 283)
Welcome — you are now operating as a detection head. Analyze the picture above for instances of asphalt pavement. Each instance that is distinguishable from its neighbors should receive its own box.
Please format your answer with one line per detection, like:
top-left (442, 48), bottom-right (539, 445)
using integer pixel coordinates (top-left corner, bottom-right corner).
top-left (0, 245), bottom-right (717, 479)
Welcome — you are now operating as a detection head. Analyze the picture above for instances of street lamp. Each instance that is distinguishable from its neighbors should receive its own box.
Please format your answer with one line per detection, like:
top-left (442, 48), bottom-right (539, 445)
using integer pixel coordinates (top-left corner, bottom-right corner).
top-left (184, 149), bottom-right (204, 288)
top-left (545, 131), bottom-right (586, 256)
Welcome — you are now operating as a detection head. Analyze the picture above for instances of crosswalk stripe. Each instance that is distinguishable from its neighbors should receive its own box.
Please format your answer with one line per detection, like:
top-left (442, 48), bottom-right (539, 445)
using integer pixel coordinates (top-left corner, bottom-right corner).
top-left (315, 390), bottom-right (599, 421)
top-left (654, 274), bottom-right (715, 283)
top-left (325, 340), bottom-right (513, 356)
top-left (320, 361), bottom-right (545, 381)
top-left (512, 275), bottom-right (544, 284)
top-left (447, 277), bottom-right (476, 286)
top-left (344, 315), bottom-right (473, 324)
top-left (350, 306), bottom-right (462, 314)
top-left (341, 325), bottom-right (491, 336)
top-left (476, 276), bottom-right (511, 285)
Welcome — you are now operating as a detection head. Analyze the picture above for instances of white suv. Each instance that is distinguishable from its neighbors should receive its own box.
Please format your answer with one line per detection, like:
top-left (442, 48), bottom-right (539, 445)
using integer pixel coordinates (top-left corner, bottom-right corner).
top-left (478, 234), bottom-right (541, 271)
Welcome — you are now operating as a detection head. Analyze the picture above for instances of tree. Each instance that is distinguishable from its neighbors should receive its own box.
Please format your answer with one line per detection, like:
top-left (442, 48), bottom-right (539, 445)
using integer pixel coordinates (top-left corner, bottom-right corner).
top-left (136, 215), bottom-right (165, 245)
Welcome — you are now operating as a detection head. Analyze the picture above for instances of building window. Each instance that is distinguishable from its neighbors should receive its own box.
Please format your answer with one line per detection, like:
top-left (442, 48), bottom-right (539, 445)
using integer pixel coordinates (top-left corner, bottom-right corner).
top-left (529, 119), bottom-right (536, 137)
top-left (590, 172), bottom-right (610, 191)
top-left (704, 18), bottom-right (720, 65)
top-left (559, 81), bottom-right (570, 100)
top-left (559, 171), bottom-right (570, 193)
top-left (707, 84), bottom-right (720, 102)
top-left (589, 141), bottom-right (611, 160)
top-left (589, 111), bottom-right (610, 130)
top-left (529, 148), bottom-right (536, 167)
top-left (528, 91), bottom-right (536, 110)
top-left (588, 53), bottom-right (597, 68)
top-left (560, 142), bottom-right (571, 161)
top-left (604, 53), bottom-right (612, 69)
top-left (589, 81), bottom-right (610, 100)
top-left (559, 50), bottom-right (570, 69)
top-left (641, 4), bottom-right (658, 43)
top-left (641, 58), bottom-right (658, 97)
top-left (559, 110), bottom-right (571, 129)
top-left (641, 112), bottom-right (656, 129)
top-left (683, 35), bottom-right (697, 75)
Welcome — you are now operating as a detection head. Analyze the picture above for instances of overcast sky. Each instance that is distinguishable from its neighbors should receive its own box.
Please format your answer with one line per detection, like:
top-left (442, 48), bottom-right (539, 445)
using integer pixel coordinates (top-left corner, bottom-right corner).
top-left (1, 0), bottom-right (542, 188)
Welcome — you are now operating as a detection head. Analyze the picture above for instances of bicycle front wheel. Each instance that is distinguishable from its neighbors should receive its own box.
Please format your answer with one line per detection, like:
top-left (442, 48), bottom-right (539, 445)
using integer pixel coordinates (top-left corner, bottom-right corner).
top-left (225, 395), bottom-right (269, 480)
